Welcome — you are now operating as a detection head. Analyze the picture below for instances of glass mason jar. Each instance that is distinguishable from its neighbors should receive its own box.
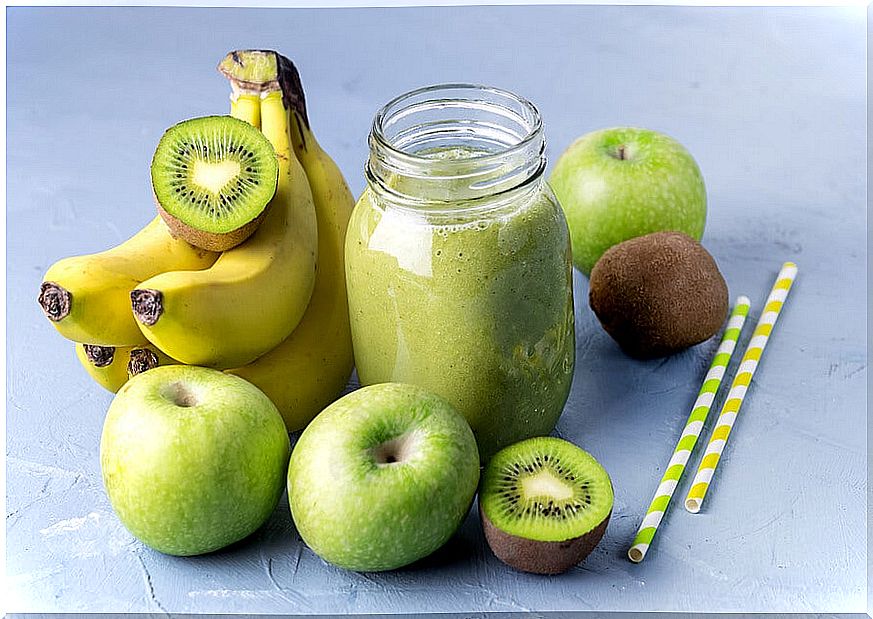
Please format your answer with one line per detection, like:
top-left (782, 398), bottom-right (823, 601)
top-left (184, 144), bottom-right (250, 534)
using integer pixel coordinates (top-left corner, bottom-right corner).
top-left (345, 84), bottom-right (575, 461)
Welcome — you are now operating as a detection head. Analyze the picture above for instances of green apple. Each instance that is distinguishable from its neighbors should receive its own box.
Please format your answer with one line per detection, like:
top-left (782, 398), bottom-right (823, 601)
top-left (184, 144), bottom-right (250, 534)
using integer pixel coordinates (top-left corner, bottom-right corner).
top-left (549, 127), bottom-right (706, 275)
top-left (100, 365), bottom-right (290, 556)
top-left (287, 383), bottom-right (480, 572)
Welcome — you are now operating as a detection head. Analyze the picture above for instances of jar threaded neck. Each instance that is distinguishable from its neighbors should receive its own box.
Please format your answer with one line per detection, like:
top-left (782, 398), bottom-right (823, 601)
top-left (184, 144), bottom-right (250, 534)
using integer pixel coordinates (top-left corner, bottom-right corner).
top-left (367, 84), bottom-right (546, 207)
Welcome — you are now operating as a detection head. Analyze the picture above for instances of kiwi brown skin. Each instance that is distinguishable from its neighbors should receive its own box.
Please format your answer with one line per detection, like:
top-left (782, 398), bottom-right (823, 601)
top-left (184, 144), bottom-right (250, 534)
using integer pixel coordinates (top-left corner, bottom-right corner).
top-left (481, 504), bottom-right (611, 575)
top-left (156, 194), bottom-right (270, 252)
top-left (589, 231), bottom-right (728, 359)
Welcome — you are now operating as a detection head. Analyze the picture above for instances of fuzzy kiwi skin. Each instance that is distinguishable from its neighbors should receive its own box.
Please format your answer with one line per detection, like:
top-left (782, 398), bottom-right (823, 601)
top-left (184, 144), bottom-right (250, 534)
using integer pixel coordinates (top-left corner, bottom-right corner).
top-left (589, 231), bottom-right (728, 359)
top-left (156, 198), bottom-right (270, 252)
top-left (480, 504), bottom-right (611, 575)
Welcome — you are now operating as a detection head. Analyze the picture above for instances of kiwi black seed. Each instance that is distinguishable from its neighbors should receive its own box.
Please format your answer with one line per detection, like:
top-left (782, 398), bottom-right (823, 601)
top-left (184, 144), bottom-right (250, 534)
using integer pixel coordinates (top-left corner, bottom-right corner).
top-left (589, 231), bottom-right (729, 359)
top-left (150, 115), bottom-right (279, 252)
top-left (479, 436), bottom-right (613, 575)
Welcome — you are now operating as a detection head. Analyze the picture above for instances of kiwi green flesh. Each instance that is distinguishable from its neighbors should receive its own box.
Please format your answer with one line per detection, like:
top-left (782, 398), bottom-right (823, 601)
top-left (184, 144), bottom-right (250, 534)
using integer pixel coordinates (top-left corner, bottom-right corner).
top-left (480, 436), bottom-right (614, 544)
top-left (588, 231), bottom-right (728, 359)
top-left (481, 504), bottom-right (611, 574)
top-left (150, 115), bottom-right (278, 237)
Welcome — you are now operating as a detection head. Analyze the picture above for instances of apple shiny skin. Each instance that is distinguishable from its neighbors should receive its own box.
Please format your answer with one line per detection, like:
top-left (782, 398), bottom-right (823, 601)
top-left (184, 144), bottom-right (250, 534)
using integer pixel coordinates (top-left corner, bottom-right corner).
top-left (100, 365), bottom-right (290, 556)
top-left (549, 127), bottom-right (707, 275)
top-left (287, 383), bottom-right (480, 572)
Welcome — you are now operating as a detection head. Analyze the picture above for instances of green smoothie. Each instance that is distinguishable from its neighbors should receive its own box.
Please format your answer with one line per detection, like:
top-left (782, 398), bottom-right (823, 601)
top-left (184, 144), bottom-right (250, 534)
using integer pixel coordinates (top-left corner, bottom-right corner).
top-left (346, 158), bottom-right (575, 461)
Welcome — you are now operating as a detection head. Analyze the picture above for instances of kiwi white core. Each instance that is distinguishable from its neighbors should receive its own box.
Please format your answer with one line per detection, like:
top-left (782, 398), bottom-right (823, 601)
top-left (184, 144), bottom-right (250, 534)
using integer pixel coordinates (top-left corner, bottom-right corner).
top-left (192, 159), bottom-right (242, 195)
top-left (521, 470), bottom-right (574, 502)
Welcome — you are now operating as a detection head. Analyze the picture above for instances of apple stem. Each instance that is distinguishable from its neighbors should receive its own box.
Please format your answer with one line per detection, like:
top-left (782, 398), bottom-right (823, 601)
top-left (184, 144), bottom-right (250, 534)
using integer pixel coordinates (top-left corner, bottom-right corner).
top-left (617, 145), bottom-right (627, 160)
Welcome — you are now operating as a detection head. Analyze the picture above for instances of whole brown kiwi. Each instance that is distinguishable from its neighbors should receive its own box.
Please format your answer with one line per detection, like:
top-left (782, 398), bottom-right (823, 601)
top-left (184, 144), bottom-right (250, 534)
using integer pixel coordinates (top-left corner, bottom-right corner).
top-left (588, 231), bottom-right (728, 359)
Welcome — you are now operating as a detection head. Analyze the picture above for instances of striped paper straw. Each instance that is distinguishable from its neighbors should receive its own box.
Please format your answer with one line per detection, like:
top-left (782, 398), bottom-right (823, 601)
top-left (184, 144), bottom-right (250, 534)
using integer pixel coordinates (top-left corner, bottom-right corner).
top-left (685, 262), bottom-right (798, 514)
top-left (627, 296), bottom-right (750, 563)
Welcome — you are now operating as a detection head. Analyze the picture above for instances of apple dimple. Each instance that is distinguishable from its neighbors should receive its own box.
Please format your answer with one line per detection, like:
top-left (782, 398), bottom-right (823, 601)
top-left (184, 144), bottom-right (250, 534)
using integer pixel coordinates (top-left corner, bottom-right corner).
top-left (161, 381), bottom-right (198, 408)
top-left (371, 431), bottom-right (421, 466)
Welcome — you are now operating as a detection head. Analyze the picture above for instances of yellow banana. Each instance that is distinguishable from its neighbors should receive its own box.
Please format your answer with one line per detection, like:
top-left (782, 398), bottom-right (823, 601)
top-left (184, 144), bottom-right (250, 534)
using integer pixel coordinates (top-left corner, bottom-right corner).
top-left (39, 217), bottom-right (218, 346)
top-left (226, 51), bottom-right (354, 431)
top-left (131, 90), bottom-right (319, 369)
top-left (75, 342), bottom-right (177, 393)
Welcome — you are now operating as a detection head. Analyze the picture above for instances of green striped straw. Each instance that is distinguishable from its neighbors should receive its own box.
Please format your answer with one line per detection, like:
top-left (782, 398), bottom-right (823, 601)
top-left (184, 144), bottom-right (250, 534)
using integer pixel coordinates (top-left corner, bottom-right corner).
top-left (627, 295), bottom-right (750, 563)
top-left (685, 262), bottom-right (797, 514)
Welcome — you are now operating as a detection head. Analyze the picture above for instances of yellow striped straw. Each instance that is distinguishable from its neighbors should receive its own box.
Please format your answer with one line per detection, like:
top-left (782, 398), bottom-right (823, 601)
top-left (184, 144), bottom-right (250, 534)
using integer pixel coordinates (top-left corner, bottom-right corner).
top-left (627, 296), bottom-right (750, 563)
top-left (685, 262), bottom-right (798, 514)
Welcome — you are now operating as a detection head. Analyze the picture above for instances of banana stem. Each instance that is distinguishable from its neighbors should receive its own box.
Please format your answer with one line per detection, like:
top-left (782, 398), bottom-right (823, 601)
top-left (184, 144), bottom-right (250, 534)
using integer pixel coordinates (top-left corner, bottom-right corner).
top-left (288, 106), bottom-right (315, 157)
top-left (260, 91), bottom-right (294, 177)
top-left (231, 93), bottom-right (261, 128)
top-left (219, 50), bottom-right (309, 127)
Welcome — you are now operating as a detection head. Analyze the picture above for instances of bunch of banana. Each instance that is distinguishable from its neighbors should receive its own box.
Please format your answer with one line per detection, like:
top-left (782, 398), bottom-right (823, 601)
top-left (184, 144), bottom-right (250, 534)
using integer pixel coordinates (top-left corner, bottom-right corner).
top-left (219, 50), bottom-right (355, 431)
top-left (39, 217), bottom-right (219, 346)
top-left (39, 216), bottom-right (217, 391)
top-left (39, 49), bottom-right (355, 431)
top-left (129, 79), bottom-right (320, 368)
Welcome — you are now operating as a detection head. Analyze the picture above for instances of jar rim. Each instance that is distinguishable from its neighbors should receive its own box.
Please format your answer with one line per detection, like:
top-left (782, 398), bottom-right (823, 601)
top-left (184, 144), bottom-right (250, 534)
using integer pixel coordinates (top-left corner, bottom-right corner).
top-left (371, 83), bottom-right (544, 166)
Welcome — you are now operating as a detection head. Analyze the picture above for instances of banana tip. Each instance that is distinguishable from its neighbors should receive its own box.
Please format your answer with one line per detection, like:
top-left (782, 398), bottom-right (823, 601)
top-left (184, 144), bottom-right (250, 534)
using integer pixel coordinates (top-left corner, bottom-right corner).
top-left (131, 289), bottom-right (164, 326)
top-left (39, 281), bottom-right (72, 322)
top-left (84, 344), bottom-right (116, 368)
top-left (128, 348), bottom-right (160, 377)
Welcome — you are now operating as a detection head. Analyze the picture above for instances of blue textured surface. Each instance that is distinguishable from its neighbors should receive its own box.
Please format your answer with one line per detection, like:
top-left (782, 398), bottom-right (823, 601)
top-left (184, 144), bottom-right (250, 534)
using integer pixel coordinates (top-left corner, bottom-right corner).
top-left (6, 5), bottom-right (867, 615)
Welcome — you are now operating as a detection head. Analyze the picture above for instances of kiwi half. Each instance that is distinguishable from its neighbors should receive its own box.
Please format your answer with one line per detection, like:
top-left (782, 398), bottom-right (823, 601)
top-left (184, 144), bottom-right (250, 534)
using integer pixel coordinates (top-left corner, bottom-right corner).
top-left (479, 436), bottom-right (613, 575)
top-left (150, 115), bottom-right (279, 251)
